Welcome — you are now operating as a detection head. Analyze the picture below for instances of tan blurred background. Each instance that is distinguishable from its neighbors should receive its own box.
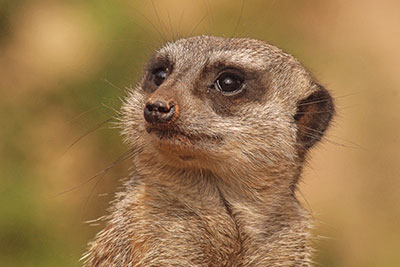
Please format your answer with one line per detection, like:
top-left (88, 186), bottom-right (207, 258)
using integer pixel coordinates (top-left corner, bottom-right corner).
top-left (1, 0), bottom-right (399, 266)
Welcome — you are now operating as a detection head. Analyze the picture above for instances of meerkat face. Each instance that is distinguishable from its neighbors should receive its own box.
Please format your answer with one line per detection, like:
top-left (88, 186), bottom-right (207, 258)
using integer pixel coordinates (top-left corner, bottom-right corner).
top-left (121, 36), bottom-right (334, 176)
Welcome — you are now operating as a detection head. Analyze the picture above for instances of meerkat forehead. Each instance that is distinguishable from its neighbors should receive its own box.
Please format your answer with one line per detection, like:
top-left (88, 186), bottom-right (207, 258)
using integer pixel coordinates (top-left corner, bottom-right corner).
top-left (157, 35), bottom-right (295, 73)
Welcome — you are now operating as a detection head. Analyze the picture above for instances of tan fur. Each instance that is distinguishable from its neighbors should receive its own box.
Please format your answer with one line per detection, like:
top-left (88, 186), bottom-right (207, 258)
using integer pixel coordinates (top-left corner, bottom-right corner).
top-left (83, 36), bottom-right (334, 266)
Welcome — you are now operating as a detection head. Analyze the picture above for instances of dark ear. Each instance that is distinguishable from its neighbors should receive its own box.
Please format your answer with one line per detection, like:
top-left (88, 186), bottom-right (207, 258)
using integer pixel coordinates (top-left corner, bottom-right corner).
top-left (294, 83), bottom-right (334, 156)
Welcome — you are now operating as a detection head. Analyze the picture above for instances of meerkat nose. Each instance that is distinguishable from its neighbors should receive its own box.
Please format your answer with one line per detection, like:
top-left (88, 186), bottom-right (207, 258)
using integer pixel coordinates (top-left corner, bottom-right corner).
top-left (144, 100), bottom-right (176, 124)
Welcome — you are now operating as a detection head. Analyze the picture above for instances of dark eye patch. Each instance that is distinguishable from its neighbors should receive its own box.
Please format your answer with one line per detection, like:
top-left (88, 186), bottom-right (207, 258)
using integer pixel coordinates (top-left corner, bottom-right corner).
top-left (142, 54), bottom-right (172, 92)
top-left (202, 69), bottom-right (269, 117)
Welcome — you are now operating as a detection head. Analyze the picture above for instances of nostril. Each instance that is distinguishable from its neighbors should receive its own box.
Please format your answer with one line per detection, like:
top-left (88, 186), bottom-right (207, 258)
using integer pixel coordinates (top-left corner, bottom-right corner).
top-left (155, 101), bottom-right (170, 113)
top-left (165, 100), bottom-right (175, 113)
top-left (147, 100), bottom-right (171, 113)
top-left (144, 100), bottom-right (176, 123)
top-left (145, 102), bottom-right (154, 112)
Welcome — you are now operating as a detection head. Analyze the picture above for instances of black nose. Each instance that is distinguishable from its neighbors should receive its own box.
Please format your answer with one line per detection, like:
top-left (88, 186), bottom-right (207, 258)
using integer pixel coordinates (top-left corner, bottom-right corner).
top-left (144, 100), bottom-right (176, 123)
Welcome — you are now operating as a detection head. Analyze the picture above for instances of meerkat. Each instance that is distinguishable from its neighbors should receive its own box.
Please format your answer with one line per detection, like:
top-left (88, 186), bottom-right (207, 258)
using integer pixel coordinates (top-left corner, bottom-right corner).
top-left (83, 35), bottom-right (334, 266)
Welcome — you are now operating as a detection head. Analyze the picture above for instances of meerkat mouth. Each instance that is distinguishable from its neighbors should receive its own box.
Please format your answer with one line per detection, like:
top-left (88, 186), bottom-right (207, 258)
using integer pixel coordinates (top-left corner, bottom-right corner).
top-left (146, 127), bottom-right (186, 139)
top-left (145, 126), bottom-right (223, 163)
top-left (145, 125), bottom-right (222, 144)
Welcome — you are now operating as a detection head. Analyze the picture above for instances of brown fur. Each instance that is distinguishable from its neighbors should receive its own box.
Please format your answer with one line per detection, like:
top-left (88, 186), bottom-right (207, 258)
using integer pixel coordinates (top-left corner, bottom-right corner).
top-left (83, 36), bottom-right (334, 266)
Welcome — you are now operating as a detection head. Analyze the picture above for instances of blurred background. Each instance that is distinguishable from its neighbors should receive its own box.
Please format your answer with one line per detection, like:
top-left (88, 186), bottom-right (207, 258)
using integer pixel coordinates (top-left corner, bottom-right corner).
top-left (1, 0), bottom-right (399, 266)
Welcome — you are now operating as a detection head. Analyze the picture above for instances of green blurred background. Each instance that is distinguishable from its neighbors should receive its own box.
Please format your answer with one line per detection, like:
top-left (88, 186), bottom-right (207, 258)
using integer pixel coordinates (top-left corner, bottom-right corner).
top-left (1, 0), bottom-right (399, 266)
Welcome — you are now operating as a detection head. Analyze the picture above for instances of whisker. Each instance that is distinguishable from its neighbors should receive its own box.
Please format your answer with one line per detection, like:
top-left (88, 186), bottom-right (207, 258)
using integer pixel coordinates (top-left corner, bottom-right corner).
top-left (177, 7), bottom-right (186, 39)
top-left (301, 124), bottom-right (364, 149)
top-left (204, 0), bottom-right (214, 31)
top-left (296, 110), bottom-right (334, 115)
top-left (63, 118), bottom-right (114, 155)
top-left (299, 127), bottom-right (363, 150)
top-left (167, 10), bottom-right (175, 41)
top-left (66, 105), bottom-right (103, 125)
top-left (190, 15), bottom-right (207, 36)
top-left (296, 187), bottom-right (315, 220)
top-left (151, 0), bottom-right (168, 40)
top-left (231, 0), bottom-right (246, 38)
top-left (81, 169), bottom-right (108, 222)
top-left (56, 148), bottom-right (139, 196)
top-left (297, 92), bottom-right (360, 107)
top-left (104, 79), bottom-right (125, 92)
top-left (130, 5), bottom-right (166, 43)
top-left (297, 98), bottom-right (332, 107)
top-left (101, 103), bottom-right (120, 118)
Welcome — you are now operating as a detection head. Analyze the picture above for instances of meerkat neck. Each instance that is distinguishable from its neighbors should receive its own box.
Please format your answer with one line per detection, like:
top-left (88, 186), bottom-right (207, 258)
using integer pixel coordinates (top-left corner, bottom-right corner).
top-left (134, 158), bottom-right (296, 204)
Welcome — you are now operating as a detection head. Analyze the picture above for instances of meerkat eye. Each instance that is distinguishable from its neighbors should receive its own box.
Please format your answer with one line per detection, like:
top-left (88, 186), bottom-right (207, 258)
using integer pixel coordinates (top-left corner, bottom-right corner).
top-left (215, 72), bottom-right (244, 94)
top-left (152, 67), bottom-right (168, 86)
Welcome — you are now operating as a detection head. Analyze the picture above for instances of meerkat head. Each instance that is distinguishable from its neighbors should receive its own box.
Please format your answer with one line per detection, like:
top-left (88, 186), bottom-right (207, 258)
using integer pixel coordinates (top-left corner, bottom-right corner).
top-left (121, 35), bottom-right (334, 185)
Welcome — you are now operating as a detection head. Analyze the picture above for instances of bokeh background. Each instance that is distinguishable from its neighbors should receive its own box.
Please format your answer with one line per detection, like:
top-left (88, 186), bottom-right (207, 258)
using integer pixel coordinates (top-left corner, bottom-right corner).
top-left (1, 0), bottom-right (399, 266)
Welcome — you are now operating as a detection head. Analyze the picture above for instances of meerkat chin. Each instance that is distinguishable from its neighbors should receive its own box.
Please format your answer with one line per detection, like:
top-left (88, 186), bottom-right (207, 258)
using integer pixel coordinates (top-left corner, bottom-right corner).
top-left (84, 35), bottom-right (334, 266)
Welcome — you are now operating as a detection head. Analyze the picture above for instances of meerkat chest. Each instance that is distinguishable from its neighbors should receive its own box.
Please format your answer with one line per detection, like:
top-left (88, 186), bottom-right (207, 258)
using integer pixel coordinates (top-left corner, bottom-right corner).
top-left (124, 184), bottom-right (244, 265)
top-left (130, 184), bottom-right (306, 261)
top-left (89, 182), bottom-right (309, 266)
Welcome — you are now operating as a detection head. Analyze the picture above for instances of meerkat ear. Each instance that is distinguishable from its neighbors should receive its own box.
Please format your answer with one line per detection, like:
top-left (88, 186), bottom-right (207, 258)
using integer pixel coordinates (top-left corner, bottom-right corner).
top-left (294, 83), bottom-right (334, 155)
